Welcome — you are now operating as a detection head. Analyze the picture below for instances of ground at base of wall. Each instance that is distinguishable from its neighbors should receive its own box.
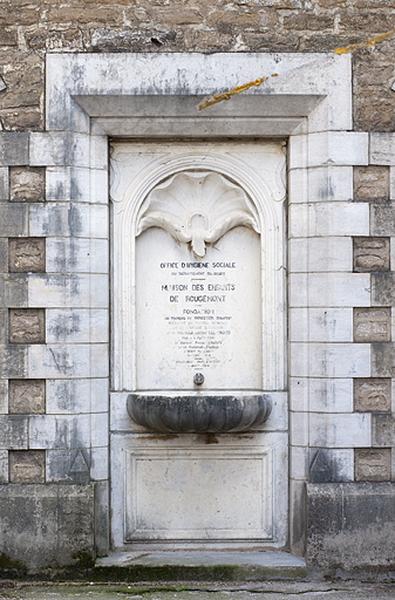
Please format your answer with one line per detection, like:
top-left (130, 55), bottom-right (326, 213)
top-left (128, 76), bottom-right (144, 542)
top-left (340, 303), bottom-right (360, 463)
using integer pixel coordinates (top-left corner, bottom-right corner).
top-left (0, 581), bottom-right (395, 600)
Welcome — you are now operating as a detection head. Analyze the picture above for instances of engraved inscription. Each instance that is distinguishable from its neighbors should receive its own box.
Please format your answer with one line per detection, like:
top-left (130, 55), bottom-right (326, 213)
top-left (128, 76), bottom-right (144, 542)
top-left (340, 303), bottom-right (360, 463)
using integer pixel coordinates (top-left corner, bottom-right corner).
top-left (136, 226), bottom-right (261, 390)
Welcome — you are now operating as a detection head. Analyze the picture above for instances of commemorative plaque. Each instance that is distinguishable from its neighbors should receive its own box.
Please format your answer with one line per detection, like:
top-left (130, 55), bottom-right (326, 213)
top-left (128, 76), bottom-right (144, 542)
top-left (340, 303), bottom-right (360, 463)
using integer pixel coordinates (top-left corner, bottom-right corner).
top-left (135, 171), bottom-right (262, 391)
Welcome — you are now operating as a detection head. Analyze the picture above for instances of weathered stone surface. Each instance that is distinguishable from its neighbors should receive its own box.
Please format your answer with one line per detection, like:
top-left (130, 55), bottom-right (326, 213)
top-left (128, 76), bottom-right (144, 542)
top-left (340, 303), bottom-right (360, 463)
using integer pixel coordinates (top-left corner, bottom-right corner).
top-left (0, 380), bottom-right (7, 414)
top-left (8, 379), bottom-right (45, 414)
top-left (354, 378), bottom-right (392, 412)
top-left (353, 307), bottom-right (391, 343)
top-left (308, 448), bottom-right (353, 483)
top-left (373, 414), bottom-right (395, 447)
top-left (0, 1), bottom-right (392, 131)
top-left (0, 415), bottom-right (28, 449)
top-left (354, 166), bottom-right (389, 202)
top-left (9, 309), bottom-right (45, 344)
top-left (8, 238), bottom-right (45, 273)
top-left (0, 345), bottom-right (27, 378)
top-left (46, 448), bottom-right (90, 484)
top-left (9, 167), bottom-right (45, 202)
top-left (0, 204), bottom-right (28, 237)
top-left (94, 480), bottom-right (110, 556)
top-left (372, 273), bottom-right (395, 306)
top-left (0, 238), bottom-right (8, 272)
top-left (0, 449), bottom-right (8, 483)
top-left (355, 448), bottom-right (392, 481)
top-left (0, 133), bottom-right (29, 165)
top-left (9, 450), bottom-right (45, 483)
top-left (0, 308), bottom-right (7, 343)
top-left (371, 343), bottom-right (395, 378)
top-left (306, 483), bottom-right (395, 570)
top-left (127, 393), bottom-right (272, 433)
top-left (0, 167), bottom-right (9, 201)
top-left (371, 202), bottom-right (395, 236)
top-left (0, 484), bottom-right (94, 569)
top-left (353, 237), bottom-right (390, 272)
top-left (370, 133), bottom-right (395, 166)
top-left (0, 273), bottom-right (28, 307)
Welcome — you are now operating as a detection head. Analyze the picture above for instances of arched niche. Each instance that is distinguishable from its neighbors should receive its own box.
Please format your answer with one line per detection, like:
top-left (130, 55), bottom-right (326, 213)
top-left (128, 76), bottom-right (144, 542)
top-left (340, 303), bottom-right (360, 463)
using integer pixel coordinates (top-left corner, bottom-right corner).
top-left (111, 144), bottom-right (286, 397)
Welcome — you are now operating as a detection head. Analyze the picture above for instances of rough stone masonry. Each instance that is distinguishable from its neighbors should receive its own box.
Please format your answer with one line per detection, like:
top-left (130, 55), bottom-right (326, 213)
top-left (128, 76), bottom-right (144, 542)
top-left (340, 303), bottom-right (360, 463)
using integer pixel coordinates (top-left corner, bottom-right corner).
top-left (0, 0), bottom-right (394, 576)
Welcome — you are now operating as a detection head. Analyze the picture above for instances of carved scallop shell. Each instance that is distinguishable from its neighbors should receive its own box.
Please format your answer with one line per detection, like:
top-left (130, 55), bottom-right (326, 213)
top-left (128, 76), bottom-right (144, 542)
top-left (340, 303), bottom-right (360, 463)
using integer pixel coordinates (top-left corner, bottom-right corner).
top-left (136, 170), bottom-right (260, 258)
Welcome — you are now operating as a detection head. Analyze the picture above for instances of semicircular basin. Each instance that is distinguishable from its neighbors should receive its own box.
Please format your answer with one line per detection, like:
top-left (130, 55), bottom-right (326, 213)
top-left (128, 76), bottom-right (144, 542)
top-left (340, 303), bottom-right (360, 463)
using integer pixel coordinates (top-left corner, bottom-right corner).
top-left (127, 393), bottom-right (272, 433)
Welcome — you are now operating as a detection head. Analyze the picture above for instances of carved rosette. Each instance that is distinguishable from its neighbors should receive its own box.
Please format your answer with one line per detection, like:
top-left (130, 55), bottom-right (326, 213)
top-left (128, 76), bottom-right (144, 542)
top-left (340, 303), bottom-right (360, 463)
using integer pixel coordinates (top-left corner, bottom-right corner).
top-left (136, 170), bottom-right (260, 258)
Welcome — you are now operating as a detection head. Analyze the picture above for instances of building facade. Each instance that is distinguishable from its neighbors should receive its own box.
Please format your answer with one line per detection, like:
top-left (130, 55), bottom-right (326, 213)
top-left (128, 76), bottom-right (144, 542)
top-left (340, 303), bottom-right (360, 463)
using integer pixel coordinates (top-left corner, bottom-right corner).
top-left (0, 0), bottom-right (394, 575)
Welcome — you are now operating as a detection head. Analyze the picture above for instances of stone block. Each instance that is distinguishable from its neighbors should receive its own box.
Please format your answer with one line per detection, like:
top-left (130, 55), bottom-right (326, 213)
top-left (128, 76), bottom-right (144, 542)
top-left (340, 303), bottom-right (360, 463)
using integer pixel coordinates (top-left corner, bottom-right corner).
top-left (306, 483), bottom-right (395, 570)
top-left (28, 203), bottom-right (108, 239)
top-left (28, 414), bottom-right (91, 449)
top-left (0, 132), bottom-right (29, 166)
top-left (27, 344), bottom-right (108, 379)
top-left (0, 273), bottom-right (28, 308)
top-left (371, 202), bottom-right (395, 236)
top-left (0, 167), bottom-right (9, 201)
top-left (290, 412), bottom-right (308, 446)
top-left (94, 480), bottom-right (110, 556)
top-left (289, 202), bottom-right (369, 238)
top-left (8, 238), bottom-right (45, 273)
top-left (0, 345), bottom-right (27, 379)
top-left (309, 449), bottom-right (353, 483)
top-left (0, 484), bottom-right (94, 569)
top-left (354, 166), bottom-right (390, 202)
top-left (46, 448), bottom-right (90, 484)
top-left (28, 273), bottom-right (109, 308)
top-left (372, 273), bottom-right (395, 306)
top-left (289, 307), bottom-right (352, 342)
top-left (370, 133), bottom-right (395, 165)
top-left (371, 343), bottom-right (395, 377)
top-left (353, 237), bottom-right (390, 272)
top-left (0, 204), bottom-right (28, 237)
top-left (290, 132), bottom-right (368, 169)
top-left (290, 341), bottom-right (371, 378)
top-left (9, 167), bottom-right (45, 202)
top-left (373, 414), bottom-right (395, 447)
top-left (9, 309), bottom-right (45, 344)
top-left (289, 237), bottom-right (352, 273)
top-left (290, 377), bottom-right (353, 413)
top-left (0, 239), bottom-right (8, 272)
top-left (46, 238), bottom-right (109, 274)
top-left (355, 448), bottom-right (391, 481)
top-left (46, 378), bottom-right (108, 414)
top-left (0, 450), bottom-right (8, 483)
top-left (309, 413), bottom-right (371, 448)
top-left (0, 308), bottom-right (7, 343)
top-left (0, 380), bottom-right (7, 414)
top-left (29, 132), bottom-right (89, 168)
top-left (46, 309), bottom-right (108, 343)
top-left (353, 307), bottom-right (391, 343)
top-left (8, 379), bottom-right (45, 414)
top-left (354, 378), bottom-right (392, 412)
top-left (0, 415), bottom-right (28, 449)
top-left (90, 446), bottom-right (108, 481)
top-left (9, 450), bottom-right (45, 483)
top-left (289, 166), bottom-right (353, 205)
top-left (289, 273), bottom-right (370, 307)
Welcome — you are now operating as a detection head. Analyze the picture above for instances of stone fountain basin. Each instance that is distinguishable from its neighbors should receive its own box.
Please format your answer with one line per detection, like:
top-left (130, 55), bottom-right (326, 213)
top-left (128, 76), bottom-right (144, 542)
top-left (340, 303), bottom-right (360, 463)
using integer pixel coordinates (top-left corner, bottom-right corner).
top-left (127, 393), bottom-right (272, 433)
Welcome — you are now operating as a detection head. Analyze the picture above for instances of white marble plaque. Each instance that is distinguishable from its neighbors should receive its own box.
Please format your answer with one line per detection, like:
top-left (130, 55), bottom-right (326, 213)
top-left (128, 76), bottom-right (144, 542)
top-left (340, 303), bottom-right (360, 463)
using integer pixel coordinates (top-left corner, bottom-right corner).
top-left (136, 225), bottom-right (262, 390)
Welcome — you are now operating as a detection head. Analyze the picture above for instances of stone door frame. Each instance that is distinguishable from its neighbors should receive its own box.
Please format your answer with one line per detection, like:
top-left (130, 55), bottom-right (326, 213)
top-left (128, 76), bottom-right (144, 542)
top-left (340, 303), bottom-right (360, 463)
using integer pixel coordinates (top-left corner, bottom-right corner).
top-left (40, 51), bottom-right (364, 554)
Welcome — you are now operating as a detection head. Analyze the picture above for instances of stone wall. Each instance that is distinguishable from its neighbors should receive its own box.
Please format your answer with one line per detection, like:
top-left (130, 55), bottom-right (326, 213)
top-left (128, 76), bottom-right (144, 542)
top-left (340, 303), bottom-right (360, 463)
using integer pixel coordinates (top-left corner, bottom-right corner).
top-left (0, 0), bottom-right (394, 132)
top-left (0, 0), bottom-right (394, 573)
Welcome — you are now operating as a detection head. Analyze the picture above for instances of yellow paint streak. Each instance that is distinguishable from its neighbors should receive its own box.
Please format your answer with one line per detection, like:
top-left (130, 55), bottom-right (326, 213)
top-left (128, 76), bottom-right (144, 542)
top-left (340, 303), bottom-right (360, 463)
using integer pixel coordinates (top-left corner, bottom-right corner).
top-left (334, 29), bottom-right (395, 55)
top-left (197, 73), bottom-right (278, 111)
